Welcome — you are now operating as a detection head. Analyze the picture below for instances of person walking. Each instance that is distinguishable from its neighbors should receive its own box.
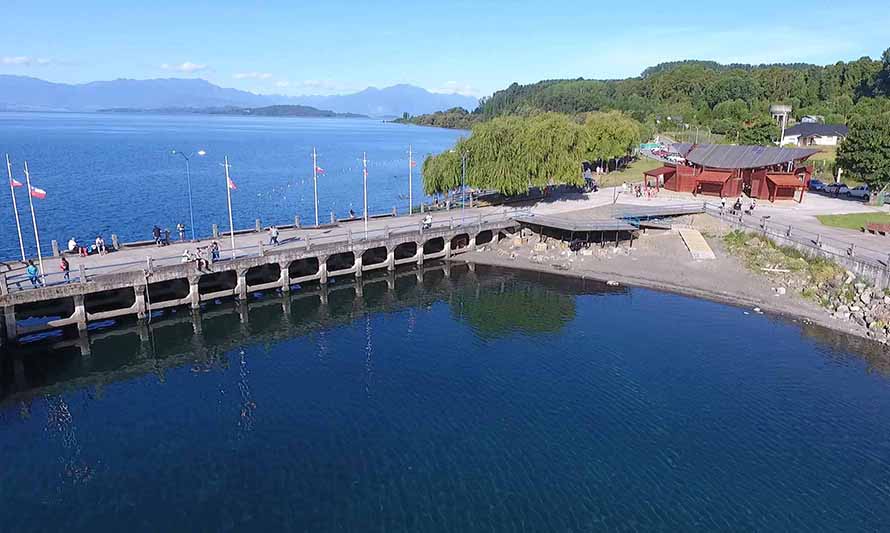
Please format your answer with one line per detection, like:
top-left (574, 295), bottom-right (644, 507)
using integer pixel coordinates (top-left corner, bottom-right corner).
top-left (60, 256), bottom-right (70, 283)
top-left (26, 260), bottom-right (40, 288)
top-left (95, 235), bottom-right (107, 255)
top-left (210, 241), bottom-right (220, 262)
top-left (152, 225), bottom-right (162, 246)
top-left (163, 228), bottom-right (171, 246)
top-left (177, 223), bottom-right (186, 241)
top-left (268, 225), bottom-right (280, 246)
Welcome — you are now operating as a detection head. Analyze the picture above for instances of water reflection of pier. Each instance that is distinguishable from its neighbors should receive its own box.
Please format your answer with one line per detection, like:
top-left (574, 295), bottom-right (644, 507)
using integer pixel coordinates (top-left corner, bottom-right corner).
top-left (0, 263), bottom-right (626, 405)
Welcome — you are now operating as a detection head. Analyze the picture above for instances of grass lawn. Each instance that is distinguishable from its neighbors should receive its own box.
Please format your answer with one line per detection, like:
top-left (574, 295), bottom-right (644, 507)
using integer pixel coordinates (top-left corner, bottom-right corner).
top-left (808, 146), bottom-right (837, 162)
top-left (599, 157), bottom-right (662, 188)
top-left (816, 212), bottom-right (890, 231)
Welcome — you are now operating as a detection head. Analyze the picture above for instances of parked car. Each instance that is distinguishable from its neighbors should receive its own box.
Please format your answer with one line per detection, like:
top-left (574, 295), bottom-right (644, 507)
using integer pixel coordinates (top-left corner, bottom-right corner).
top-left (808, 179), bottom-right (825, 191)
top-left (848, 185), bottom-right (870, 198)
top-left (825, 183), bottom-right (850, 195)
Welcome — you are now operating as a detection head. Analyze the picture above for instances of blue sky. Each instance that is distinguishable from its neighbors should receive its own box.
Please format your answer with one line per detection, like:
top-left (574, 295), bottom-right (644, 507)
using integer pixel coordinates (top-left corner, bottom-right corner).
top-left (2, 0), bottom-right (888, 97)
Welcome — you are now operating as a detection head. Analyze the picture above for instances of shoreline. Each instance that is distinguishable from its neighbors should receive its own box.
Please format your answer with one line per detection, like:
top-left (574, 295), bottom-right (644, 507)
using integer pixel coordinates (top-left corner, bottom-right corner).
top-left (456, 248), bottom-right (883, 346)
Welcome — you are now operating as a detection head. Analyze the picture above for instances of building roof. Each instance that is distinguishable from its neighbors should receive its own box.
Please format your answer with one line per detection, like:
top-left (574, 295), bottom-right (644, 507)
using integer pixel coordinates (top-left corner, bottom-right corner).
top-left (643, 165), bottom-right (676, 177)
top-left (673, 143), bottom-right (819, 169)
top-left (695, 170), bottom-right (733, 183)
top-left (766, 173), bottom-right (808, 188)
top-left (783, 123), bottom-right (848, 138)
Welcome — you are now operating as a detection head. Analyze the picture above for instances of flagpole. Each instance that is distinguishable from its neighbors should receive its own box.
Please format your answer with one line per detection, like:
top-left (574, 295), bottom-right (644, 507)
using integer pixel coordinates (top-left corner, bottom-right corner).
top-left (23, 161), bottom-right (44, 284)
top-left (408, 145), bottom-right (413, 215)
top-left (312, 147), bottom-right (319, 227)
top-left (6, 154), bottom-right (25, 261)
top-left (224, 156), bottom-right (236, 259)
top-left (362, 152), bottom-right (368, 235)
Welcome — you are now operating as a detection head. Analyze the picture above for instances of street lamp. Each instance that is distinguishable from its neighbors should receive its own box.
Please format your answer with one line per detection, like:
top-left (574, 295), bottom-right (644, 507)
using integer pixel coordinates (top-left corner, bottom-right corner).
top-left (171, 149), bottom-right (206, 242)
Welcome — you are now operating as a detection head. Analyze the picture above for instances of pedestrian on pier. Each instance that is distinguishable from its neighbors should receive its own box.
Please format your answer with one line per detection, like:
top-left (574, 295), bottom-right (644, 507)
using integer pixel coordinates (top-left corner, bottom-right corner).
top-left (177, 223), bottom-right (186, 241)
top-left (269, 226), bottom-right (280, 246)
top-left (60, 256), bottom-right (70, 283)
top-left (152, 225), bottom-right (162, 246)
top-left (26, 260), bottom-right (41, 288)
top-left (210, 241), bottom-right (220, 262)
top-left (95, 235), bottom-right (107, 255)
top-left (163, 228), bottom-right (171, 246)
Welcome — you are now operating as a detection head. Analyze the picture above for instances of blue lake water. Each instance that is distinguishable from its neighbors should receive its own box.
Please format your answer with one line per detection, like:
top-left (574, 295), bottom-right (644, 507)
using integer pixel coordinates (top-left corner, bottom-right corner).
top-left (2, 265), bottom-right (890, 532)
top-left (0, 112), bottom-right (464, 260)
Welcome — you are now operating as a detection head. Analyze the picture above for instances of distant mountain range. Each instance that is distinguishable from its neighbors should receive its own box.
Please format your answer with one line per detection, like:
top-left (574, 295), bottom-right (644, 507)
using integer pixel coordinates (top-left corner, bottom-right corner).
top-left (0, 76), bottom-right (479, 117)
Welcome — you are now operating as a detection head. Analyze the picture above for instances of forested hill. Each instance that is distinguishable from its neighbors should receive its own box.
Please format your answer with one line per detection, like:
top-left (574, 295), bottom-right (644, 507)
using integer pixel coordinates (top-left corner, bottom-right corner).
top-left (403, 49), bottom-right (890, 134)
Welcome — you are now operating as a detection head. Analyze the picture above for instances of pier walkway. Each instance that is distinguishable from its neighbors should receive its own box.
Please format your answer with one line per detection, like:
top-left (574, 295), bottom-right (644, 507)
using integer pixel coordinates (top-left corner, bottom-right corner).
top-left (1, 209), bottom-right (520, 345)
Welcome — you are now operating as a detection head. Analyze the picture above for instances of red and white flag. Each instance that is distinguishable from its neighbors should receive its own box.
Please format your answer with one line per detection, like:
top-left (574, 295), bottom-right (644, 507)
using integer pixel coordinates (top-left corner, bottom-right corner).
top-left (9, 178), bottom-right (23, 188)
top-left (410, 160), bottom-right (417, 168)
top-left (315, 166), bottom-right (325, 175)
top-left (29, 185), bottom-right (46, 199)
top-left (227, 177), bottom-right (237, 190)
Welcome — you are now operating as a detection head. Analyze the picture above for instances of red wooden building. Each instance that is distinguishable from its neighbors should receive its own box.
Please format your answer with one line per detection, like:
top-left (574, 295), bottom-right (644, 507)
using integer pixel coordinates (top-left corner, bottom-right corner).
top-left (645, 144), bottom-right (817, 202)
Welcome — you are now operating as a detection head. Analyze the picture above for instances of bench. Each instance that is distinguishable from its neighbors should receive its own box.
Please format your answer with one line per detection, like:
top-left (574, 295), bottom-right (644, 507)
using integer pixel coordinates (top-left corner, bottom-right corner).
top-left (862, 223), bottom-right (890, 236)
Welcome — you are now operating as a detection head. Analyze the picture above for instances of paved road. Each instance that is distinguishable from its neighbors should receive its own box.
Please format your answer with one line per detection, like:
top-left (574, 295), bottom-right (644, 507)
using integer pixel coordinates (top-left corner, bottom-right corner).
top-left (6, 184), bottom-right (889, 289)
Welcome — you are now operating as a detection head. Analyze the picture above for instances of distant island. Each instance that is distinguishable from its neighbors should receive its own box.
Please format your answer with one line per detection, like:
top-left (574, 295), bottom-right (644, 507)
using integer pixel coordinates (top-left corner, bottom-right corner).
top-left (99, 104), bottom-right (368, 118)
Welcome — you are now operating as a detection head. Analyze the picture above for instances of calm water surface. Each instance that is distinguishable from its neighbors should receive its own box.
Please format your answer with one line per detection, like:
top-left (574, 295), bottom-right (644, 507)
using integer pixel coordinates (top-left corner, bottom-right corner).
top-left (1, 265), bottom-right (890, 532)
top-left (0, 112), bottom-right (464, 260)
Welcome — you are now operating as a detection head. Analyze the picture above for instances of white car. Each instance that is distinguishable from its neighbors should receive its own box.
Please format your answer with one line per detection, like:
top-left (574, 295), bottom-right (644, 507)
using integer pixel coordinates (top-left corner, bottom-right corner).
top-left (825, 183), bottom-right (850, 195)
top-left (848, 185), bottom-right (870, 198)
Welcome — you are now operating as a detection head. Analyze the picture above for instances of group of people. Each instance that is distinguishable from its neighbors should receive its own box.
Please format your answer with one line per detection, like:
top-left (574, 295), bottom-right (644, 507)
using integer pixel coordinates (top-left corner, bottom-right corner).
top-left (182, 241), bottom-right (221, 271)
top-left (723, 197), bottom-right (757, 215)
top-left (152, 225), bottom-right (172, 246)
top-left (67, 235), bottom-right (108, 257)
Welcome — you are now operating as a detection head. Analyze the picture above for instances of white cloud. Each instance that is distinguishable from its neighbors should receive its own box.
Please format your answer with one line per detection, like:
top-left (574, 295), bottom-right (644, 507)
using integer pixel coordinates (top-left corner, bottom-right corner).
top-left (431, 81), bottom-right (480, 97)
top-left (275, 80), bottom-right (290, 88)
top-left (1, 56), bottom-right (52, 66)
top-left (234, 72), bottom-right (273, 80)
top-left (160, 61), bottom-right (208, 73)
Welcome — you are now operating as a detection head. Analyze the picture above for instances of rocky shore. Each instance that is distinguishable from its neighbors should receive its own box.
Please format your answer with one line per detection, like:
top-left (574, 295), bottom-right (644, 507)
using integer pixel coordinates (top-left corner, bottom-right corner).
top-left (458, 214), bottom-right (890, 347)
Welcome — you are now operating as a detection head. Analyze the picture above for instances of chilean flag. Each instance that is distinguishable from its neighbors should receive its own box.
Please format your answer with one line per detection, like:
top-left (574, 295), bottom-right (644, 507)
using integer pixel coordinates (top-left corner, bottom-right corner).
top-left (10, 178), bottom-right (23, 188)
top-left (315, 166), bottom-right (325, 174)
top-left (227, 177), bottom-right (237, 190)
top-left (29, 185), bottom-right (47, 199)
top-left (410, 160), bottom-right (417, 168)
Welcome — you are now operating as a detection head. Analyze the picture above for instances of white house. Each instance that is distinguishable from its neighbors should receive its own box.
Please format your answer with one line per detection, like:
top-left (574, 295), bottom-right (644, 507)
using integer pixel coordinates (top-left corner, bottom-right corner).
top-left (781, 123), bottom-right (848, 147)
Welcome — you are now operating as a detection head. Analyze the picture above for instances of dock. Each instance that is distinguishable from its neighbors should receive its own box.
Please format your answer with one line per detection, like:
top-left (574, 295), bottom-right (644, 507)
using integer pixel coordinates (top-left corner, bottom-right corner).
top-left (0, 211), bottom-right (520, 346)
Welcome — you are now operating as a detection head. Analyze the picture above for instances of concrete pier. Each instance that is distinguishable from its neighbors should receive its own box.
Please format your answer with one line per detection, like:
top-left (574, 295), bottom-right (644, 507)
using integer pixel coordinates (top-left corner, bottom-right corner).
top-left (0, 214), bottom-right (515, 344)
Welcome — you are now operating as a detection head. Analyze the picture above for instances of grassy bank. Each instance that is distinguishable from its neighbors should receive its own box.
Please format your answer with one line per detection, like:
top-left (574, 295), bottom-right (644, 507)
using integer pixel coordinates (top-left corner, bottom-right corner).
top-left (816, 212), bottom-right (890, 231)
top-left (598, 157), bottom-right (662, 188)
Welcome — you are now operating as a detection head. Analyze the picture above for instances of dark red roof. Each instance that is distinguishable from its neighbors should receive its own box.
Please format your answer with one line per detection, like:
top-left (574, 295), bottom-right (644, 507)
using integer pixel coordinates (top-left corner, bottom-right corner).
top-left (643, 165), bottom-right (676, 177)
top-left (767, 173), bottom-right (807, 188)
top-left (695, 170), bottom-right (733, 183)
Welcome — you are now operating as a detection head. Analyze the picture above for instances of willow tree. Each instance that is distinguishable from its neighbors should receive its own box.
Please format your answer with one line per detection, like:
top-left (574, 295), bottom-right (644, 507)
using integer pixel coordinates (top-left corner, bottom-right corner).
top-left (423, 111), bottom-right (643, 196)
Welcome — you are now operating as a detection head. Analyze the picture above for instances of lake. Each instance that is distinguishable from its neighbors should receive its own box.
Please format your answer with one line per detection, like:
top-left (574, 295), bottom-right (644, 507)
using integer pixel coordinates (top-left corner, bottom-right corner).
top-left (2, 265), bottom-right (890, 532)
top-left (0, 112), bottom-right (464, 260)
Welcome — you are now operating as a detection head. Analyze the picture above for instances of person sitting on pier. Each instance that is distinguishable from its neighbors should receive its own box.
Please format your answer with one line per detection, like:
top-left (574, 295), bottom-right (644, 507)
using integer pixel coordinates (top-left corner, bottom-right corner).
top-left (67, 237), bottom-right (78, 253)
top-left (182, 249), bottom-right (195, 264)
top-left (349, 208), bottom-right (356, 219)
top-left (95, 235), bottom-right (107, 255)
top-left (422, 213), bottom-right (433, 229)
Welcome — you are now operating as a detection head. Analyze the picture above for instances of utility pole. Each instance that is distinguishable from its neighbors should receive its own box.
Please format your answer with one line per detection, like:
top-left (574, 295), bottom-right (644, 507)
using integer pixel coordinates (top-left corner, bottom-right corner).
top-left (408, 145), bottom-right (413, 215)
top-left (312, 147), bottom-right (319, 226)
top-left (362, 152), bottom-right (368, 235)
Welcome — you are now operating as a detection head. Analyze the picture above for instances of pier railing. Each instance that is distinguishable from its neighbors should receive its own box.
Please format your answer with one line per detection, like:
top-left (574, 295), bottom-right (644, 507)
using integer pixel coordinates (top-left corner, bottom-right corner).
top-left (703, 202), bottom-right (890, 288)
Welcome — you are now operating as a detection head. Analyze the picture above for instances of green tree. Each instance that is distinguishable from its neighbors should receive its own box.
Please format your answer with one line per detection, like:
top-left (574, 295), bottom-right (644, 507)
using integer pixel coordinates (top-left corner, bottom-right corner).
top-left (736, 118), bottom-right (779, 145)
top-left (837, 113), bottom-right (890, 189)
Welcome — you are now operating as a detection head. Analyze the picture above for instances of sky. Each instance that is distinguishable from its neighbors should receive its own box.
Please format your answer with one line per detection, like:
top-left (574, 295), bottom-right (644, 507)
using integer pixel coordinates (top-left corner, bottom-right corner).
top-left (2, 0), bottom-right (889, 98)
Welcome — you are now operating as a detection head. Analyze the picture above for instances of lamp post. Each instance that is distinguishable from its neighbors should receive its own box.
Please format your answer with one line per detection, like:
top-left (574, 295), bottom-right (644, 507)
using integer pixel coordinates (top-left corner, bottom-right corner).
top-left (171, 149), bottom-right (206, 241)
